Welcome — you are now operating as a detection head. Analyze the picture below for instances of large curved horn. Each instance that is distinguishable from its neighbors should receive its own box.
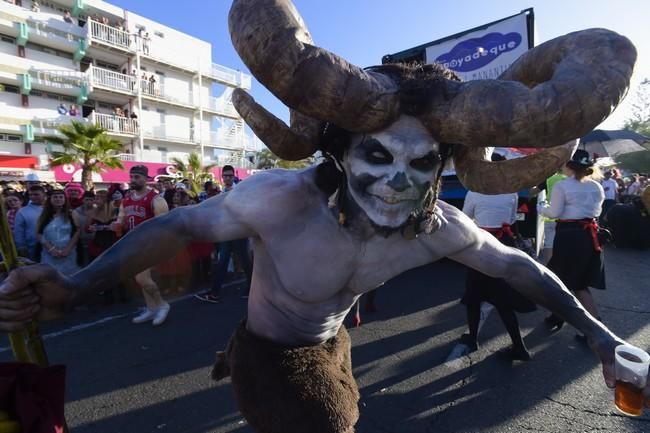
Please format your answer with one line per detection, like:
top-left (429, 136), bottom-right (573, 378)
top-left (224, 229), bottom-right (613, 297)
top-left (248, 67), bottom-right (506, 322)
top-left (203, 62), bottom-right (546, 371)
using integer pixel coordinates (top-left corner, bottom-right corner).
top-left (422, 29), bottom-right (636, 147)
top-left (229, 0), bottom-right (399, 134)
top-left (454, 141), bottom-right (578, 194)
top-left (232, 88), bottom-right (319, 161)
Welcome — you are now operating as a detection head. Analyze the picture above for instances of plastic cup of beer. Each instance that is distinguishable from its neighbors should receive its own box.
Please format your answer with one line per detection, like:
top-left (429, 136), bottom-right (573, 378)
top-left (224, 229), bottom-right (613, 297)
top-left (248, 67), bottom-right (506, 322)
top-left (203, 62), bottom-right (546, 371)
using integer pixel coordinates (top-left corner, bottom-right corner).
top-left (614, 344), bottom-right (650, 416)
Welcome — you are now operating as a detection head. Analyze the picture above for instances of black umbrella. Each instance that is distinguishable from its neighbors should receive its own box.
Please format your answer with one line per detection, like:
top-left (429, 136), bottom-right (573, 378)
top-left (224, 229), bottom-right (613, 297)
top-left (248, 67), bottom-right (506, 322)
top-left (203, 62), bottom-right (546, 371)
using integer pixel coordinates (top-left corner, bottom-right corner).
top-left (581, 129), bottom-right (649, 144)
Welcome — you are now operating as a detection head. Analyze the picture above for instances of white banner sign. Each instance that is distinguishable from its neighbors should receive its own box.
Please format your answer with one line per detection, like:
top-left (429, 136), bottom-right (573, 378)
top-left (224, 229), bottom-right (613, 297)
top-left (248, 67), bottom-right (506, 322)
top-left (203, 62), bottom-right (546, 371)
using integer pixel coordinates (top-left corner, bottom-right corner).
top-left (425, 12), bottom-right (530, 82)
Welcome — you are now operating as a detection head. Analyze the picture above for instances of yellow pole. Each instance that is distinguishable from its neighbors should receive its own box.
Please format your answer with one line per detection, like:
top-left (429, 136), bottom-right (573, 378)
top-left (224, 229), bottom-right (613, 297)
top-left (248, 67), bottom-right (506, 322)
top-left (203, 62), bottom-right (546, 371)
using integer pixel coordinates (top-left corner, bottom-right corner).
top-left (0, 199), bottom-right (49, 367)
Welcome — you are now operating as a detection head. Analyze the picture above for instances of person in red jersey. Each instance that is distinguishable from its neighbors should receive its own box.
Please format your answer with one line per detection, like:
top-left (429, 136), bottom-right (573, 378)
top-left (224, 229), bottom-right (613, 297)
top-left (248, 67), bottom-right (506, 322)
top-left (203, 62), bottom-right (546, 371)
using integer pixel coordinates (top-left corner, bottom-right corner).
top-left (117, 165), bottom-right (171, 326)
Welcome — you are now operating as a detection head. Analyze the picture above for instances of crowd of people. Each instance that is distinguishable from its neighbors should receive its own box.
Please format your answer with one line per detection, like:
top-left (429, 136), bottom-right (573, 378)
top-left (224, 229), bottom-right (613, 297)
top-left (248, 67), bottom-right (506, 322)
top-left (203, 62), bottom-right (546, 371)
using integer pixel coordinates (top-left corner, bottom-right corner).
top-left (2, 164), bottom-right (249, 326)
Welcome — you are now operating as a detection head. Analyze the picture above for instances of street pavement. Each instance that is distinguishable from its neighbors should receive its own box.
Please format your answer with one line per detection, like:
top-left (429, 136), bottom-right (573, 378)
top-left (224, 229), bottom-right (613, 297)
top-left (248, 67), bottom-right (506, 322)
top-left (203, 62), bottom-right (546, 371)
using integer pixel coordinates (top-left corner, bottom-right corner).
top-left (1, 246), bottom-right (649, 432)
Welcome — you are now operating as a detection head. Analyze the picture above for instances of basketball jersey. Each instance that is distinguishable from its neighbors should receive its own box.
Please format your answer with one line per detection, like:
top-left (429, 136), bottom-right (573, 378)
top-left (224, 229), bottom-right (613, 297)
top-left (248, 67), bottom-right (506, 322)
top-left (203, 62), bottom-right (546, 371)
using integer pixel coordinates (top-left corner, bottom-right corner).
top-left (121, 189), bottom-right (158, 232)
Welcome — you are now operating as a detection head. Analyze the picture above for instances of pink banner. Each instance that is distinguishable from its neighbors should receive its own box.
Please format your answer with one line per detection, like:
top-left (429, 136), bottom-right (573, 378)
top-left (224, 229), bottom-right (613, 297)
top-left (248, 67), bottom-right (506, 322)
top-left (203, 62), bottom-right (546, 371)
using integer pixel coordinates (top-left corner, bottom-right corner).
top-left (53, 161), bottom-right (253, 185)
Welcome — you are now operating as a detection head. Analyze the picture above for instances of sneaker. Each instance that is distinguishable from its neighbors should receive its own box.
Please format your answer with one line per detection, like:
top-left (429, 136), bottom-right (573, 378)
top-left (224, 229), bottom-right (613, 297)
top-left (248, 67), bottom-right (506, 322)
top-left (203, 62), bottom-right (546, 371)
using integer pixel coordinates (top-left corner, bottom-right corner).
top-left (152, 303), bottom-right (170, 326)
top-left (132, 308), bottom-right (156, 324)
top-left (194, 293), bottom-right (220, 303)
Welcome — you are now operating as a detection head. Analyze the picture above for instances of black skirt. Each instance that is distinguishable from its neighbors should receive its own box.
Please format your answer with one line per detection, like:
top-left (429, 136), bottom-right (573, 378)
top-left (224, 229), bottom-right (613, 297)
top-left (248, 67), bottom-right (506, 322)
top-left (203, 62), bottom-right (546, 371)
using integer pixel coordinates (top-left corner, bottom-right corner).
top-left (461, 233), bottom-right (537, 314)
top-left (547, 221), bottom-right (606, 291)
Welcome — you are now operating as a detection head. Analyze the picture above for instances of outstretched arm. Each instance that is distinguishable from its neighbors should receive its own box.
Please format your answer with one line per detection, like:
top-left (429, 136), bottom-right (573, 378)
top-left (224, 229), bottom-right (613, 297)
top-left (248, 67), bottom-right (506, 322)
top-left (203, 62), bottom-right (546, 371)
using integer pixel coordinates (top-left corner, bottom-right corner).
top-left (69, 189), bottom-right (254, 304)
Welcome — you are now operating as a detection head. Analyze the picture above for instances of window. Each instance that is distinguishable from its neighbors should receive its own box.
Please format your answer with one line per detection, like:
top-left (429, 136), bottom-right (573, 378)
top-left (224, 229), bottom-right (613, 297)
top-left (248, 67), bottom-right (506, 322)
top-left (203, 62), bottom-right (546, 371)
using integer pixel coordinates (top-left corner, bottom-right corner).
top-left (0, 34), bottom-right (15, 44)
top-left (155, 108), bottom-right (166, 114)
top-left (154, 31), bottom-right (164, 38)
top-left (7, 135), bottom-right (22, 142)
top-left (30, 90), bottom-right (43, 97)
top-left (142, 106), bottom-right (149, 111)
top-left (154, 70), bottom-right (165, 76)
top-left (33, 136), bottom-right (45, 143)
top-left (143, 145), bottom-right (151, 150)
top-left (0, 134), bottom-right (6, 141)
top-left (157, 146), bottom-right (168, 152)
top-left (96, 61), bottom-right (119, 71)
top-left (2, 84), bottom-right (19, 94)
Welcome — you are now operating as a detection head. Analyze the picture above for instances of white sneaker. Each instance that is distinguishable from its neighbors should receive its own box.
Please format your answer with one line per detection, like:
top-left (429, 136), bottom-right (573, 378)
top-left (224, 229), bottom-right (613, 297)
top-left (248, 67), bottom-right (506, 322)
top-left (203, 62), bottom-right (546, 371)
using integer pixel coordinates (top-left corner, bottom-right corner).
top-left (152, 303), bottom-right (170, 326)
top-left (132, 308), bottom-right (155, 324)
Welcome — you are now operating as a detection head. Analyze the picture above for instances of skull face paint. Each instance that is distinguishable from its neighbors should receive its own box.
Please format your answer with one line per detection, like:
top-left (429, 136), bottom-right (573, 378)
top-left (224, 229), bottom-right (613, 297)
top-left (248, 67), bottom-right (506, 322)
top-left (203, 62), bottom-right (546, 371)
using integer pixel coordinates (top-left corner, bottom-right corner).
top-left (343, 116), bottom-right (441, 229)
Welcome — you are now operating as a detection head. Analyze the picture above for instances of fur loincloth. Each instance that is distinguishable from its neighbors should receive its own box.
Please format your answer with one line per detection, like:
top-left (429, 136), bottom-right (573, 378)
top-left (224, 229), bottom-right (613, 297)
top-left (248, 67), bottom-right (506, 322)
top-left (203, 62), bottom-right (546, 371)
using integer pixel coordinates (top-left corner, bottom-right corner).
top-left (213, 320), bottom-right (359, 433)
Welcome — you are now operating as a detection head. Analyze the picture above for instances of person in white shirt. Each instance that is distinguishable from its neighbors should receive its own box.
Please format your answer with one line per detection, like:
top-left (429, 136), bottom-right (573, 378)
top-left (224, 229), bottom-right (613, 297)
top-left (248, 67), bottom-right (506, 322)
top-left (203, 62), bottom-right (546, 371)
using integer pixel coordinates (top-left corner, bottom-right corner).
top-left (459, 153), bottom-right (536, 361)
top-left (600, 170), bottom-right (618, 224)
top-left (538, 149), bottom-right (605, 338)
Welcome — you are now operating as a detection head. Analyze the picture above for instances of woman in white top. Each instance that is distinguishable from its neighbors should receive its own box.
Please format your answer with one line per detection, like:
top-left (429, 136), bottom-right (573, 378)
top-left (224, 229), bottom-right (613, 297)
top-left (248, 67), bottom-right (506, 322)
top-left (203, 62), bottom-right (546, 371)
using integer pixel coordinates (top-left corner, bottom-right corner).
top-left (459, 153), bottom-right (536, 361)
top-left (538, 149), bottom-right (605, 336)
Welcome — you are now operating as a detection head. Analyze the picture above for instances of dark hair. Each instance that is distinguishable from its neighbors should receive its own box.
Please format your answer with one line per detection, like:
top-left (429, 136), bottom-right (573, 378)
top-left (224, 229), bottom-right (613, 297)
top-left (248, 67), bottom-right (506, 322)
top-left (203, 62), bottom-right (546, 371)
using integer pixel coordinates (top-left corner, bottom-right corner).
top-left (222, 165), bottom-right (235, 174)
top-left (566, 162), bottom-right (594, 180)
top-left (83, 191), bottom-right (96, 199)
top-left (37, 190), bottom-right (72, 234)
top-left (29, 184), bottom-right (45, 193)
top-left (491, 153), bottom-right (506, 162)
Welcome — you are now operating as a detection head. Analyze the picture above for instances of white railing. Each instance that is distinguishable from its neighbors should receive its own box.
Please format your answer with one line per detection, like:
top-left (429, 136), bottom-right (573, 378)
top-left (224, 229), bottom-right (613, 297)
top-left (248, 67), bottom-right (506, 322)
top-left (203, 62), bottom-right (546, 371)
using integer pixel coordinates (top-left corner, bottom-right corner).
top-left (204, 130), bottom-right (245, 150)
top-left (140, 80), bottom-right (192, 106)
top-left (30, 69), bottom-right (86, 89)
top-left (207, 63), bottom-right (251, 89)
top-left (143, 124), bottom-right (192, 142)
top-left (117, 153), bottom-right (137, 161)
top-left (92, 112), bottom-right (138, 135)
top-left (90, 66), bottom-right (135, 93)
top-left (88, 18), bottom-right (132, 50)
top-left (203, 96), bottom-right (238, 117)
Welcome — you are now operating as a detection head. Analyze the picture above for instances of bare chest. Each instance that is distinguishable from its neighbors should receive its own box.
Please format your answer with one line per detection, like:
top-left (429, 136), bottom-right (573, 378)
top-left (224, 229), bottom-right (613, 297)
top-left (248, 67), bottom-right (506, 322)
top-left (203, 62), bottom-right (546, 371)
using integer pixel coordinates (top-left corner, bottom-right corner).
top-left (257, 218), bottom-right (436, 301)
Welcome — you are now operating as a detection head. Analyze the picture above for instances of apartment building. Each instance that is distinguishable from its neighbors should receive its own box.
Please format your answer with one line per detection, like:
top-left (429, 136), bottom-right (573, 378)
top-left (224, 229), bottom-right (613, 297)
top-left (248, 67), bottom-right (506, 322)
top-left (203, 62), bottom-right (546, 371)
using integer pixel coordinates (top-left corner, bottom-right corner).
top-left (0, 0), bottom-right (257, 182)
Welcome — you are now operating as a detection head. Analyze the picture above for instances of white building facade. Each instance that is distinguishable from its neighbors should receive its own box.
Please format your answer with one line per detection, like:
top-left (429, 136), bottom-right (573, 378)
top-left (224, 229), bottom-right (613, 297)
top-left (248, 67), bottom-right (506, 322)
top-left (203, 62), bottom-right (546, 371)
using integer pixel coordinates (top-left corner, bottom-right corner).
top-left (0, 0), bottom-right (257, 172)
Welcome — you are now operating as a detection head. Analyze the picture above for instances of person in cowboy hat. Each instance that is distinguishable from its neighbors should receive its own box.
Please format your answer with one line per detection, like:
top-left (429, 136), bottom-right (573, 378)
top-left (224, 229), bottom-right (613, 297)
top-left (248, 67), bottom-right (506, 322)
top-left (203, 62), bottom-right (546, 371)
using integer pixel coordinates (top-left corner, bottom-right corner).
top-left (538, 149), bottom-right (606, 338)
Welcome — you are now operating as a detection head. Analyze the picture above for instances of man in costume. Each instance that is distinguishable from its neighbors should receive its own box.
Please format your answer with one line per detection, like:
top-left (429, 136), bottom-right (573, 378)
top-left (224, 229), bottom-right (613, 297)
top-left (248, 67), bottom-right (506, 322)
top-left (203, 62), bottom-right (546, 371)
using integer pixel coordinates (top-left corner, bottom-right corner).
top-left (0, 1), bottom-right (646, 432)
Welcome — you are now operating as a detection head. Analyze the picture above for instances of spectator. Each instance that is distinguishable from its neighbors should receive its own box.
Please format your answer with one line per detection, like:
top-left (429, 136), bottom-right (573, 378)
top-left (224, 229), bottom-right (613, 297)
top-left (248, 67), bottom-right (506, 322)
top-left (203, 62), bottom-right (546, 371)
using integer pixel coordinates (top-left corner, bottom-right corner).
top-left (87, 190), bottom-right (118, 262)
top-left (538, 149), bottom-right (605, 339)
top-left (31, 1), bottom-right (40, 12)
top-left (626, 174), bottom-right (642, 196)
top-left (195, 165), bottom-right (252, 303)
top-left (64, 183), bottom-right (84, 209)
top-left (143, 32), bottom-right (151, 55)
top-left (72, 191), bottom-right (95, 267)
top-left (63, 10), bottom-right (74, 24)
top-left (458, 153), bottom-right (536, 361)
top-left (116, 165), bottom-right (170, 326)
top-left (148, 74), bottom-right (157, 95)
top-left (605, 187), bottom-right (650, 249)
top-left (4, 193), bottom-right (22, 232)
top-left (13, 184), bottom-right (45, 261)
top-left (57, 103), bottom-right (68, 115)
top-left (69, 104), bottom-right (79, 116)
top-left (36, 190), bottom-right (79, 275)
top-left (600, 170), bottom-right (618, 225)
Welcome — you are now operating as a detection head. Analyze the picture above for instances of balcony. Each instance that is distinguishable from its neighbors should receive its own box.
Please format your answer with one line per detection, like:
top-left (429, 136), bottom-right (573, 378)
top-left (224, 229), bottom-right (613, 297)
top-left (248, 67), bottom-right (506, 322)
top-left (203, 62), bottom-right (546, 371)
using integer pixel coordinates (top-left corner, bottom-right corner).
top-left (89, 66), bottom-right (135, 95)
top-left (91, 112), bottom-right (138, 136)
top-left (87, 18), bottom-right (132, 52)
top-left (140, 80), bottom-right (193, 107)
top-left (204, 63), bottom-right (252, 90)
top-left (203, 130), bottom-right (246, 150)
top-left (143, 124), bottom-right (193, 143)
top-left (29, 69), bottom-right (85, 90)
top-left (202, 96), bottom-right (238, 118)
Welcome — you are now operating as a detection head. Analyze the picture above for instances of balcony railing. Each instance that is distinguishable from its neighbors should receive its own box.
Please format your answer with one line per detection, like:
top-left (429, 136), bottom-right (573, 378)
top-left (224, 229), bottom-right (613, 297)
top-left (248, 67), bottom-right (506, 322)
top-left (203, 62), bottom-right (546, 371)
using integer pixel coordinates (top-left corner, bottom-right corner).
top-left (90, 66), bottom-right (135, 94)
top-left (203, 96), bottom-right (238, 117)
top-left (140, 80), bottom-right (192, 106)
top-left (88, 19), bottom-right (132, 51)
top-left (206, 64), bottom-right (251, 89)
top-left (203, 130), bottom-right (246, 150)
top-left (92, 112), bottom-right (138, 136)
top-left (30, 69), bottom-right (86, 89)
top-left (143, 124), bottom-right (193, 142)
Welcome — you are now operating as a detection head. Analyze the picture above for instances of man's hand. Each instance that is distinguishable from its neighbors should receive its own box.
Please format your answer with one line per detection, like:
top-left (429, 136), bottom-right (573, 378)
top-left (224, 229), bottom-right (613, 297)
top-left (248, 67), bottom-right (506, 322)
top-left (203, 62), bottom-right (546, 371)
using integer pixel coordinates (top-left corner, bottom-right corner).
top-left (593, 335), bottom-right (650, 408)
top-left (0, 264), bottom-right (72, 332)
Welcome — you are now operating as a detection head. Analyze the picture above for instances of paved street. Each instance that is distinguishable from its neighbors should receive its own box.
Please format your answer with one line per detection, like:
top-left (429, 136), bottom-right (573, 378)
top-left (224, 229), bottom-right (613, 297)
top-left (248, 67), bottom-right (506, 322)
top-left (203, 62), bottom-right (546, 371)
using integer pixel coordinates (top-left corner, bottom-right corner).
top-left (1, 247), bottom-right (649, 432)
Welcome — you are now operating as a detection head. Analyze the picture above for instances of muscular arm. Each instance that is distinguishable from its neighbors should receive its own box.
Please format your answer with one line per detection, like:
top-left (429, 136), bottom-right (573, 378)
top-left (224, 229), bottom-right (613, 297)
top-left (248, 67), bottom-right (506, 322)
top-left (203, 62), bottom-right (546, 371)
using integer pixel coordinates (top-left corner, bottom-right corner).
top-left (68, 184), bottom-right (256, 305)
top-left (430, 203), bottom-right (616, 345)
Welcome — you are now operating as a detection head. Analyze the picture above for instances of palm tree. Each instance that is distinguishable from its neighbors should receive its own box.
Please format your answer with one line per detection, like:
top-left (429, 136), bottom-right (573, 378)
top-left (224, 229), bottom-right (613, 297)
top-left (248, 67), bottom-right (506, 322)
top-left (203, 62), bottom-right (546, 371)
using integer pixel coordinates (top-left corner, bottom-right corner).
top-left (169, 152), bottom-right (217, 196)
top-left (46, 121), bottom-right (124, 191)
top-left (255, 148), bottom-right (314, 170)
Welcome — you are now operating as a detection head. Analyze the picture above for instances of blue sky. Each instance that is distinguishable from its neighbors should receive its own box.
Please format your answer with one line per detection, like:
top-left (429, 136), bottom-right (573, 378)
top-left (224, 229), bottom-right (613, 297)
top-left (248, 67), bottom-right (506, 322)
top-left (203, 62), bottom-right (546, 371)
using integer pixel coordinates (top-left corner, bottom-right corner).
top-left (110, 0), bottom-right (648, 130)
